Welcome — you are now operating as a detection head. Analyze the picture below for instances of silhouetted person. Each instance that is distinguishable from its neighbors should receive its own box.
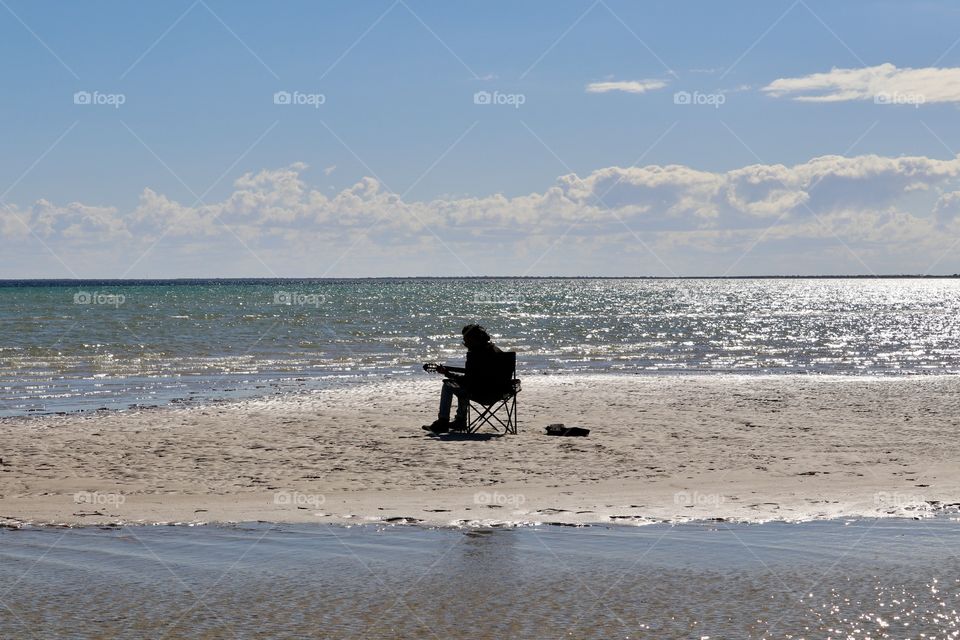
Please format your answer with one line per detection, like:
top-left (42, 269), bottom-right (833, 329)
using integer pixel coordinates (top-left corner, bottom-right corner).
top-left (422, 324), bottom-right (502, 434)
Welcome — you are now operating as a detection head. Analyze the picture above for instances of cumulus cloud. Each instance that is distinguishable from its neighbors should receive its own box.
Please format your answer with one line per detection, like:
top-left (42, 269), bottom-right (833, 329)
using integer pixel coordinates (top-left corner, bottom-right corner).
top-left (762, 63), bottom-right (960, 104)
top-left (3, 155), bottom-right (960, 276)
top-left (934, 191), bottom-right (960, 226)
top-left (586, 79), bottom-right (668, 94)
top-left (4, 200), bottom-right (128, 241)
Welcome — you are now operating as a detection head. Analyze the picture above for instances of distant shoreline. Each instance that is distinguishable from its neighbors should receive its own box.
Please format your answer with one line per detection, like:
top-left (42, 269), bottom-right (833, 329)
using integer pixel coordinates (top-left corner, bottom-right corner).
top-left (2, 274), bottom-right (959, 286)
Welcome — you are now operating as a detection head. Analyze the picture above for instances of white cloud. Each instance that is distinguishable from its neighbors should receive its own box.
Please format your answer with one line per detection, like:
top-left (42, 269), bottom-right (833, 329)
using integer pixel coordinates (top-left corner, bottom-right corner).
top-left (762, 63), bottom-right (960, 104)
top-left (4, 155), bottom-right (960, 276)
top-left (586, 79), bottom-right (668, 94)
top-left (934, 191), bottom-right (960, 225)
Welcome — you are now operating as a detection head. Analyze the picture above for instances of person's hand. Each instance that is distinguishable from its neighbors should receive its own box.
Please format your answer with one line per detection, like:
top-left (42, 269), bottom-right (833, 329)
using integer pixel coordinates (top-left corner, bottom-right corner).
top-left (436, 364), bottom-right (448, 375)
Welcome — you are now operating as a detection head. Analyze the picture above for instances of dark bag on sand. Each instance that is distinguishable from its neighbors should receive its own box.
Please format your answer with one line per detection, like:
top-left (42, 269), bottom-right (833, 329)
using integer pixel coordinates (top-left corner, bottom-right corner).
top-left (545, 423), bottom-right (589, 437)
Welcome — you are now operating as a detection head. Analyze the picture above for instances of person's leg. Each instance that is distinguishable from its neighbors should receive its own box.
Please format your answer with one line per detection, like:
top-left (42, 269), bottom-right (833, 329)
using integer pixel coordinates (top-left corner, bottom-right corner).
top-left (424, 380), bottom-right (460, 433)
top-left (452, 386), bottom-right (469, 426)
top-left (438, 379), bottom-right (457, 422)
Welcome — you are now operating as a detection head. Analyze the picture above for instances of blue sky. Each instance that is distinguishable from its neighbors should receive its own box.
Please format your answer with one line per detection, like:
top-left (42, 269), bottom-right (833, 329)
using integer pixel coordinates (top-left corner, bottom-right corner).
top-left (3, 0), bottom-right (960, 277)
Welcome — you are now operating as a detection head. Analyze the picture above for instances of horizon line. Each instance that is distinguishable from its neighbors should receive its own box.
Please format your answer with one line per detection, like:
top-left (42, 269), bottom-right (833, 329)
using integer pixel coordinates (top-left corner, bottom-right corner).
top-left (2, 274), bottom-right (960, 283)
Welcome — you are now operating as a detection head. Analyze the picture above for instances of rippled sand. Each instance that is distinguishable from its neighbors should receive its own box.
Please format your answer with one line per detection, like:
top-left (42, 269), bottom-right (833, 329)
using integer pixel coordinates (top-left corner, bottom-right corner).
top-left (1, 520), bottom-right (959, 639)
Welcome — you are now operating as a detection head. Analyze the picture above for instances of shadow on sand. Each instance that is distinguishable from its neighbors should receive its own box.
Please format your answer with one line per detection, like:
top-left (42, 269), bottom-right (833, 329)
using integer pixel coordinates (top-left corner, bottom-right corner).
top-left (429, 432), bottom-right (503, 442)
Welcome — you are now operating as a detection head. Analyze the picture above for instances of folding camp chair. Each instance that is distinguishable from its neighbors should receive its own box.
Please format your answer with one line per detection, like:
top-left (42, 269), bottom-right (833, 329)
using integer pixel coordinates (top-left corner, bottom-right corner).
top-left (463, 351), bottom-right (521, 435)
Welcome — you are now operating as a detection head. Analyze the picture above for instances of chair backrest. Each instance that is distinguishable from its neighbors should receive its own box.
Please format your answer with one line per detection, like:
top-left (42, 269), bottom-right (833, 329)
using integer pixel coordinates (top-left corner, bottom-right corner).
top-left (471, 351), bottom-right (517, 404)
top-left (496, 351), bottom-right (517, 382)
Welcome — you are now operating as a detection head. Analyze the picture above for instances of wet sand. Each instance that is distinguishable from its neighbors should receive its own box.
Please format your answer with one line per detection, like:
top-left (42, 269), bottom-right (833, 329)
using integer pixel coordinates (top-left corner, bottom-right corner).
top-left (1, 374), bottom-right (959, 527)
top-left (1, 519), bottom-right (959, 638)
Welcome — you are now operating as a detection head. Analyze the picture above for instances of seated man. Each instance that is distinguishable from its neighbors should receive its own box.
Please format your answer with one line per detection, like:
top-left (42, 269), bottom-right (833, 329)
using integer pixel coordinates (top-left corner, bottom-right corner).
top-left (423, 324), bottom-right (503, 434)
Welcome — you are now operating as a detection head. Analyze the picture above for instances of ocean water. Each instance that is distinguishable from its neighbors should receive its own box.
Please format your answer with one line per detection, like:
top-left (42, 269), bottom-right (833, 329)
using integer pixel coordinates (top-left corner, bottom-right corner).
top-left (2, 278), bottom-right (960, 417)
top-left (1, 519), bottom-right (959, 638)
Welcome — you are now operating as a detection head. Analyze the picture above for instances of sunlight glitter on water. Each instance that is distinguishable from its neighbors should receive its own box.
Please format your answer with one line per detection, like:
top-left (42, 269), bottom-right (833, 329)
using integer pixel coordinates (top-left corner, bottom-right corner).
top-left (2, 278), bottom-right (960, 415)
top-left (1, 519), bottom-right (959, 639)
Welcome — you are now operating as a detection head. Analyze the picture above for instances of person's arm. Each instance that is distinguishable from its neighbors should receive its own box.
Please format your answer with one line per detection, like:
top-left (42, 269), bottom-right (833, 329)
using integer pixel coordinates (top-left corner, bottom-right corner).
top-left (435, 364), bottom-right (466, 379)
top-left (424, 363), bottom-right (465, 375)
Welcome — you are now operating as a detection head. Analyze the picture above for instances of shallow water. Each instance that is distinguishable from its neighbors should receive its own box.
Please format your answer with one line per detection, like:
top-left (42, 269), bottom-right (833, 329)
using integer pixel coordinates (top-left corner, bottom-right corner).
top-left (2, 519), bottom-right (959, 638)
top-left (3, 278), bottom-right (960, 417)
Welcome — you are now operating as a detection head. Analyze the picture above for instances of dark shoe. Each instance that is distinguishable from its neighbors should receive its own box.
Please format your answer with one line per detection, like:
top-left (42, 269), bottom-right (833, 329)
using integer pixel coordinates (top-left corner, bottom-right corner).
top-left (422, 419), bottom-right (450, 434)
top-left (450, 418), bottom-right (468, 432)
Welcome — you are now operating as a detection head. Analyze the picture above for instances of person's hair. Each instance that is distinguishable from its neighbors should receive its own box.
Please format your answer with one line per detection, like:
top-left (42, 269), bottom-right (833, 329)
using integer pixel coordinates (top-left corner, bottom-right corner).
top-left (461, 324), bottom-right (490, 343)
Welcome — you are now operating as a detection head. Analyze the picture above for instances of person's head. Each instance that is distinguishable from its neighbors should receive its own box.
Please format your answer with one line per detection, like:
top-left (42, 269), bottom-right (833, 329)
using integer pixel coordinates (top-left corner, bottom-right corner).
top-left (461, 324), bottom-right (491, 350)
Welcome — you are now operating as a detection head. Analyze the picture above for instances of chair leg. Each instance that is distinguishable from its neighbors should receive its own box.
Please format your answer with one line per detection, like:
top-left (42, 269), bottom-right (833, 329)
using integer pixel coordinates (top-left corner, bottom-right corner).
top-left (467, 403), bottom-right (501, 433)
top-left (464, 394), bottom-right (520, 435)
top-left (467, 400), bottom-right (517, 434)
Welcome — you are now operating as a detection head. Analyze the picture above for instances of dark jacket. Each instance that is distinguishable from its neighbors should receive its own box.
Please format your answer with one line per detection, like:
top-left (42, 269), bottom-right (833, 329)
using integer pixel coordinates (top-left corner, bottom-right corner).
top-left (464, 342), bottom-right (504, 394)
top-left (445, 343), bottom-right (504, 400)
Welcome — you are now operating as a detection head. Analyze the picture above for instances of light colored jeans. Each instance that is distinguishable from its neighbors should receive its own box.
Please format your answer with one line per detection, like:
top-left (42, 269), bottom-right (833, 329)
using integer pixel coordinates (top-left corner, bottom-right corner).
top-left (438, 378), bottom-right (469, 422)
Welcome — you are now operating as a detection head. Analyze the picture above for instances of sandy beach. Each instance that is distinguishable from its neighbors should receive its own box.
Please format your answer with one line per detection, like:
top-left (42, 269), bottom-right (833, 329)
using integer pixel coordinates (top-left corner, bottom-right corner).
top-left (2, 374), bottom-right (959, 528)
